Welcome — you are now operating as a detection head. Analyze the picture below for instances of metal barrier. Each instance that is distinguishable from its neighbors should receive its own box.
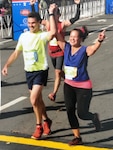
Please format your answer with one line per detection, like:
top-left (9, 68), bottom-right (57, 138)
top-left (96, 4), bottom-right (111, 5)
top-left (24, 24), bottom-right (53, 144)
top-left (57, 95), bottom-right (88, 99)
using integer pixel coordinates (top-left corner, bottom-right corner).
top-left (59, 0), bottom-right (105, 20)
top-left (0, 0), bottom-right (105, 39)
top-left (0, 14), bottom-right (12, 38)
top-left (40, 0), bottom-right (105, 21)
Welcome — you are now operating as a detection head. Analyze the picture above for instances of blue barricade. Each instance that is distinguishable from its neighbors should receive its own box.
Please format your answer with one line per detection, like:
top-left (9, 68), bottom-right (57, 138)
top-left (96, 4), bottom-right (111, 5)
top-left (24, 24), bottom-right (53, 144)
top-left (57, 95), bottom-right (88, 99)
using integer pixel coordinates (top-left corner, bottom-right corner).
top-left (12, 0), bottom-right (38, 41)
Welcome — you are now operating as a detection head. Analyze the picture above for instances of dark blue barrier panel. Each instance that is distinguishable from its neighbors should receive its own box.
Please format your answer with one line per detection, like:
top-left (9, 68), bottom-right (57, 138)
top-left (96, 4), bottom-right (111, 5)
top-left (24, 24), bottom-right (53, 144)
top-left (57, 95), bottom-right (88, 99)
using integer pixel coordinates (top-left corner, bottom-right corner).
top-left (12, 0), bottom-right (38, 41)
top-left (106, 0), bottom-right (113, 14)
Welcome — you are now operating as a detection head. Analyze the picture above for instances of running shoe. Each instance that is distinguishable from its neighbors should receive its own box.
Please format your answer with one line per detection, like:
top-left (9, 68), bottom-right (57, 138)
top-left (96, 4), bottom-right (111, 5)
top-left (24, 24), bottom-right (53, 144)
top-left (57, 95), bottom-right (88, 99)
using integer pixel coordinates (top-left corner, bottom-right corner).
top-left (68, 137), bottom-right (83, 146)
top-left (43, 118), bottom-right (52, 135)
top-left (31, 125), bottom-right (43, 139)
top-left (93, 113), bottom-right (101, 132)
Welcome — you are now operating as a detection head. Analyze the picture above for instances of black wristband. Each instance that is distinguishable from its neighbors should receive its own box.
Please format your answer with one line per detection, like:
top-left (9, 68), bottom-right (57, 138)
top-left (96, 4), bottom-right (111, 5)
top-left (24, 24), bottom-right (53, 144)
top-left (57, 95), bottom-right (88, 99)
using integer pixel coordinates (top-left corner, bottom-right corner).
top-left (49, 13), bottom-right (54, 16)
top-left (98, 39), bottom-right (103, 43)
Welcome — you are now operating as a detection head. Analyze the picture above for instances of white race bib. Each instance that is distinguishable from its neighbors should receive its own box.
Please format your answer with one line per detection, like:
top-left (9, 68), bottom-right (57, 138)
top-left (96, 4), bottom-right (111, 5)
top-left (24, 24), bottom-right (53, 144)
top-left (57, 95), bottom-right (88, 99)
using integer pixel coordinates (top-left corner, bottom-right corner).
top-left (64, 66), bottom-right (77, 80)
top-left (49, 37), bottom-right (58, 46)
top-left (24, 51), bottom-right (36, 65)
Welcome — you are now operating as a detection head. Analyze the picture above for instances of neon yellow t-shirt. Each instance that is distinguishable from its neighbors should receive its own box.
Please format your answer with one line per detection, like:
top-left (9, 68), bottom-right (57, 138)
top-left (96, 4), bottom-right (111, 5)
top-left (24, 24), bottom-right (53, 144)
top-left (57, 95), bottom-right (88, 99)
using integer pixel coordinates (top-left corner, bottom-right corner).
top-left (16, 31), bottom-right (49, 72)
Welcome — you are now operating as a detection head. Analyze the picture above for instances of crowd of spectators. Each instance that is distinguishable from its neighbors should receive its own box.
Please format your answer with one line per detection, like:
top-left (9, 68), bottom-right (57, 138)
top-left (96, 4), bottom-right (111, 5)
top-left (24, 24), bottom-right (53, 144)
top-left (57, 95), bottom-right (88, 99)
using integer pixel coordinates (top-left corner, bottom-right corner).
top-left (0, 0), bottom-right (11, 14)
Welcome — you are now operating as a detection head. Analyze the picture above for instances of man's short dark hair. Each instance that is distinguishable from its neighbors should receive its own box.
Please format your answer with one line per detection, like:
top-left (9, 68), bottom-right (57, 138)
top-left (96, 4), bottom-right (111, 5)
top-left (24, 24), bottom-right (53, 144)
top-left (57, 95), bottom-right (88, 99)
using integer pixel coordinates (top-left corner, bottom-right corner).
top-left (28, 12), bottom-right (42, 22)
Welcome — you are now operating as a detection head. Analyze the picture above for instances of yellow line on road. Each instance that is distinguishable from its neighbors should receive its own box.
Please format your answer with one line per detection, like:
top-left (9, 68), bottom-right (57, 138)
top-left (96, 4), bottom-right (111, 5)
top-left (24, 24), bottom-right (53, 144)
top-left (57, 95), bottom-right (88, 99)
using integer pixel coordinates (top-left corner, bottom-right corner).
top-left (0, 135), bottom-right (111, 150)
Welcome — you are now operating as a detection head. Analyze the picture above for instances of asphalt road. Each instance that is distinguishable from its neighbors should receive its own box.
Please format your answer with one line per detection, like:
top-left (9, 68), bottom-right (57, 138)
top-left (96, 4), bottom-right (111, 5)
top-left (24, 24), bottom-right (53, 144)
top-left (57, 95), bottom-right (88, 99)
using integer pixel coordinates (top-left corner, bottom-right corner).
top-left (0, 14), bottom-right (113, 150)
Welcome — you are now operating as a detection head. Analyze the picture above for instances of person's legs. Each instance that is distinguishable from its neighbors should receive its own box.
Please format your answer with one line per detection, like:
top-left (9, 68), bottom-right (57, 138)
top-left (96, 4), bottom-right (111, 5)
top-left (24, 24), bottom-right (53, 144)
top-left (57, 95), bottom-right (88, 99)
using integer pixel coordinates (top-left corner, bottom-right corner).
top-left (76, 88), bottom-right (101, 131)
top-left (30, 85), bottom-right (52, 138)
top-left (76, 88), bottom-right (93, 120)
top-left (30, 85), bottom-right (44, 139)
top-left (64, 83), bottom-right (79, 134)
top-left (54, 68), bottom-right (62, 93)
top-left (30, 85), bottom-right (45, 124)
top-left (64, 83), bottom-right (82, 145)
top-left (48, 56), bottom-right (64, 101)
top-left (41, 93), bottom-right (52, 136)
top-left (26, 70), bottom-right (52, 139)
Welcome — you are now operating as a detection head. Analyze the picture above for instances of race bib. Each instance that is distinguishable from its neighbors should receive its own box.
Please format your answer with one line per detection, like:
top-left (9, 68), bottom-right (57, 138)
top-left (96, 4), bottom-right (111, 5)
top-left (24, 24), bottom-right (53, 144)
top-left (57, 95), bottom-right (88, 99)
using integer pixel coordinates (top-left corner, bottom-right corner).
top-left (49, 37), bottom-right (58, 46)
top-left (64, 66), bottom-right (77, 80)
top-left (24, 51), bottom-right (38, 65)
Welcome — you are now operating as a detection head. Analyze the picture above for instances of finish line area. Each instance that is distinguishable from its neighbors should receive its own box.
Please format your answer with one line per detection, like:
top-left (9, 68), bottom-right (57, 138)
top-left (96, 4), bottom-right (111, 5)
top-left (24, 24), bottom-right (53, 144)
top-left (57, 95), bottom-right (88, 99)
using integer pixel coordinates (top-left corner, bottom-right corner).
top-left (0, 135), bottom-right (112, 150)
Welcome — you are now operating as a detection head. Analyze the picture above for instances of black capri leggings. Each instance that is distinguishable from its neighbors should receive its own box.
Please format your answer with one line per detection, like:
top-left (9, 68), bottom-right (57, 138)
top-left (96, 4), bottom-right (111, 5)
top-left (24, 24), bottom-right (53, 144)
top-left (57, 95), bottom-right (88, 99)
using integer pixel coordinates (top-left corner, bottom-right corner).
top-left (64, 83), bottom-right (94, 129)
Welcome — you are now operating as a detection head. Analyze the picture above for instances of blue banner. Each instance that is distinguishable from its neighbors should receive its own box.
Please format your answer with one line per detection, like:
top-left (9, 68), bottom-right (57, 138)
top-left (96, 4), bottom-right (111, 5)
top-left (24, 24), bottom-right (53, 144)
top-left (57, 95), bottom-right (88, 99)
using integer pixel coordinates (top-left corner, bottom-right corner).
top-left (105, 0), bottom-right (113, 14)
top-left (12, 0), bottom-right (38, 41)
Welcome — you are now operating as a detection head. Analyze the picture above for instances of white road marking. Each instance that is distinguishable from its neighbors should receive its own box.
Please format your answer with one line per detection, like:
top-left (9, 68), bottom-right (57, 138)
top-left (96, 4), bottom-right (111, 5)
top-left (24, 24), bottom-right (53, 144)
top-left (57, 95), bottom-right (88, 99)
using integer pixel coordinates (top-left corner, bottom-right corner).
top-left (97, 19), bottom-right (106, 22)
top-left (91, 24), bottom-right (113, 44)
top-left (89, 24), bottom-right (113, 35)
top-left (0, 39), bottom-right (12, 45)
top-left (0, 96), bottom-right (27, 111)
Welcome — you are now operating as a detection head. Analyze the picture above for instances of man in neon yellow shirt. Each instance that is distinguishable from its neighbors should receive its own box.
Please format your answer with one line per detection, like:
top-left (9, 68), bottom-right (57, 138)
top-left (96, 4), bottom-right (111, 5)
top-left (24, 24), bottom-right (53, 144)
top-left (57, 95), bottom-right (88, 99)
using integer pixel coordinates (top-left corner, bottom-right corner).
top-left (2, 3), bottom-right (56, 139)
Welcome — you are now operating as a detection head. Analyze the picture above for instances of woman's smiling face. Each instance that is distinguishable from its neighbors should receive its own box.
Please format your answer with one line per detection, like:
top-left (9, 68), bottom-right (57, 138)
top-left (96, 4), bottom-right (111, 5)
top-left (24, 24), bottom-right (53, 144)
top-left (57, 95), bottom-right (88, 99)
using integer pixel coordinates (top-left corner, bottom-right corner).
top-left (69, 30), bottom-right (82, 46)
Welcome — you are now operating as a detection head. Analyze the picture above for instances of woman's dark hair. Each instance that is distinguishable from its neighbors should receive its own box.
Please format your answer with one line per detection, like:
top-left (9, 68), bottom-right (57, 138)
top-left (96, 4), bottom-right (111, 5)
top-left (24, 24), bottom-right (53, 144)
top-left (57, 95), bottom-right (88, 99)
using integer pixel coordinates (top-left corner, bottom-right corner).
top-left (28, 12), bottom-right (42, 22)
top-left (73, 26), bottom-right (89, 42)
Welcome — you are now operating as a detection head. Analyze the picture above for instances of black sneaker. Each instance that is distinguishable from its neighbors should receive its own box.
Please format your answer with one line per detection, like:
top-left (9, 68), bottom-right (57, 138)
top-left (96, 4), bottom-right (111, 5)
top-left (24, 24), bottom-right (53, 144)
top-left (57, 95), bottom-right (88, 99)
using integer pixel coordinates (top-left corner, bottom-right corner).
top-left (93, 113), bottom-right (101, 132)
top-left (68, 137), bottom-right (83, 146)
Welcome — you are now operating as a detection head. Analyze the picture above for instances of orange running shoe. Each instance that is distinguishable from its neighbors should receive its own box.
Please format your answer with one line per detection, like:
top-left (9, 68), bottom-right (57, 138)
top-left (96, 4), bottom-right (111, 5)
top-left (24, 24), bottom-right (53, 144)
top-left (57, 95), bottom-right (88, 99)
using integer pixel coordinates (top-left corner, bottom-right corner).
top-left (43, 118), bottom-right (52, 136)
top-left (31, 125), bottom-right (43, 139)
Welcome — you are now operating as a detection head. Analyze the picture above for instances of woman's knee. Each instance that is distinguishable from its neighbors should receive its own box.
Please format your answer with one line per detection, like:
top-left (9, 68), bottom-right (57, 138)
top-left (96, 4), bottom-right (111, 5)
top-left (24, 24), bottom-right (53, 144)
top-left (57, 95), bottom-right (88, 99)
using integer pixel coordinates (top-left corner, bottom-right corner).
top-left (77, 111), bottom-right (86, 120)
top-left (66, 106), bottom-right (75, 115)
